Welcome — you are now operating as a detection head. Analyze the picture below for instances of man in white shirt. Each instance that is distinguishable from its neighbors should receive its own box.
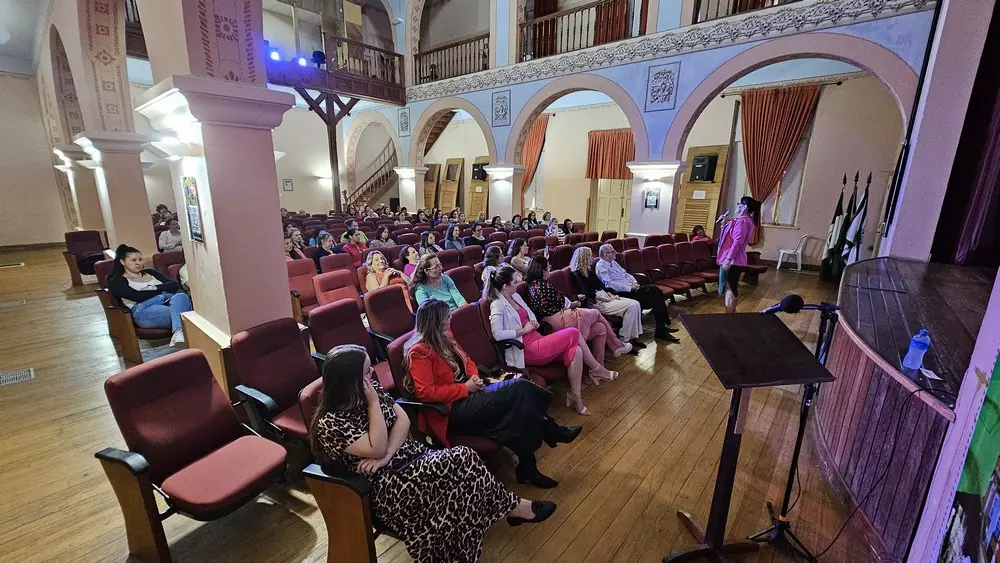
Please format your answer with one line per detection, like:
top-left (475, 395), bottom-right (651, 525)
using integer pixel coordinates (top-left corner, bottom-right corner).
top-left (596, 244), bottom-right (679, 343)
top-left (158, 219), bottom-right (183, 251)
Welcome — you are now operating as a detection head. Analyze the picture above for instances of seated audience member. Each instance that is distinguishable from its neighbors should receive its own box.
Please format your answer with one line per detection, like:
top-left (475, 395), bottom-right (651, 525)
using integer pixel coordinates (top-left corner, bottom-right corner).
top-left (155, 203), bottom-right (169, 217)
top-left (310, 345), bottom-right (556, 562)
top-left (313, 232), bottom-right (341, 272)
top-left (544, 218), bottom-right (565, 244)
top-left (346, 204), bottom-right (359, 217)
top-left (411, 254), bottom-right (466, 311)
top-left (394, 211), bottom-right (411, 226)
top-left (443, 223), bottom-right (466, 252)
top-left (177, 264), bottom-right (190, 292)
top-left (464, 222), bottom-right (487, 248)
top-left (158, 219), bottom-right (183, 251)
top-left (481, 246), bottom-right (504, 285)
top-left (399, 245), bottom-right (420, 277)
top-left (285, 236), bottom-right (307, 261)
top-left (507, 214), bottom-right (522, 230)
top-left (459, 212), bottom-right (467, 223)
top-left (155, 205), bottom-right (174, 225)
top-left (342, 228), bottom-right (368, 268)
top-left (526, 211), bottom-right (540, 229)
top-left (365, 250), bottom-right (410, 293)
top-left (369, 226), bottom-right (396, 249)
top-left (432, 210), bottom-right (446, 226)
top-left (569, 246), bottom-right (644, 348)
top-left (448, 209), bottom-right (460, 223)
top-left (508, 238), bottom-right (529, 273)
top-left (595, 244), bottom-right (680, 343)
top-left (419, 231), bottom-right (444, 255)
top-left (542, 211), bottom-right (552, 223)
top-left (405, 300), bottom-right (581, 489)
top-left (691, 225), bottom-right (712, 243)
top-left (476, 212), bottom-right (487, 223)
top-left (279, 207), bottom-right (288, 218)
top-left (560, 219), bottom-right (575, 237)
top-left (492, 216), bottom-right (506, 231)
top-left (486, 265), bottom-right (608, 417)
top-left (526, 254), bottom-right (631, 366)
top-left (519, 217), bottom-right (532, 231)
top-left (340, 219), bottom-right (369, 244)
top-left (416, 210), bottom-right (429, 224)
top-left (107, 244), bottom-right (193, 347)
top-left (290, 228), bottom-right (307, 252)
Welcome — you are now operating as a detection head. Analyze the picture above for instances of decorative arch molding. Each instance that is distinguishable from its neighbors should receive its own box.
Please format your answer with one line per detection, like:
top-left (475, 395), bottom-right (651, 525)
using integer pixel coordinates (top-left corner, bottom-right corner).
top-left (662, 32), bottom-right (918, 161)
top-left (408, 97), bottom-right (498, 166)
top-left (346, 110), bottom-right (403, 190)
top-left (50, 27), bottom-right (86, 140)
top-left (80, 0), bottom-right (133, 132)
top-left (504, 73), bottom-right (649, 165)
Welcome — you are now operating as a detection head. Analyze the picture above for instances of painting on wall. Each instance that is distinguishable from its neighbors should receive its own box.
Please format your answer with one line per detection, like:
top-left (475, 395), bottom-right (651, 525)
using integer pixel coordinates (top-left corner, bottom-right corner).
top-left (398, 107), bottom-right (411, 137)
top-left (492, 89), bottom-right (511, 127)
top-left (282, 179), bottom-right (294, 192)
top-left (645, 61), bottom-right (680, 112)
top-left (182, 176), bottom-right (205, 243)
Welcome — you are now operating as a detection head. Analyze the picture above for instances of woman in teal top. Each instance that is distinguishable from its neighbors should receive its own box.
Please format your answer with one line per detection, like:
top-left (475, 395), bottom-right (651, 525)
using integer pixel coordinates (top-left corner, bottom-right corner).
top-left (409, 253), bottom-right (467, 310)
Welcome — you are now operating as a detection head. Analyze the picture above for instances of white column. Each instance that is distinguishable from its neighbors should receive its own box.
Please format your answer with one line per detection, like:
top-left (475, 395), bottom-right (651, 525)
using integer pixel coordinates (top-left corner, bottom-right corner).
top-left (74, 132), bottom-right (157, 256)
top-left (54, 145), bottom-right (107, 232)
top-left (627, 161), bottom-right (683, 236)
top-left (485, 165), bottom-right (526, 219)
top-left (395, 166), bottom-right (429, 211)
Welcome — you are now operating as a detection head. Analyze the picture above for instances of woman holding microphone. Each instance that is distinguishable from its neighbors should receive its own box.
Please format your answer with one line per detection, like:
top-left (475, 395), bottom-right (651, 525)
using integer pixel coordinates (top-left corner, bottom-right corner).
top-left (716, 196), bottom-right (760, 314)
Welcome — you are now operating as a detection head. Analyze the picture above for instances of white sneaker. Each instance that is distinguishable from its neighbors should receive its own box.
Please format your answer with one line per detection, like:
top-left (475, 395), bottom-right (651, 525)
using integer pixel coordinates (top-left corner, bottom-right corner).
top-left (169, 330), bottom-right (186, 347)
top-left (613, 343), bottom-right (633, 357)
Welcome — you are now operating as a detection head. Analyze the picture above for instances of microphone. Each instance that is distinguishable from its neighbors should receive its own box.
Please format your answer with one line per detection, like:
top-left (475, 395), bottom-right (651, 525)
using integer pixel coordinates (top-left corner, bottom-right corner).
top-left (715, 210), bottom-right (730, 224)
top-left (759, 294), bottom-right (805, 315)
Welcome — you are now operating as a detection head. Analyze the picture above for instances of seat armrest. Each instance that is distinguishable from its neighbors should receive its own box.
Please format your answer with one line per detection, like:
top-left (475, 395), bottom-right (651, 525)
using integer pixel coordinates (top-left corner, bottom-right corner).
top-left (95, 447), bottom-right (150, 475)
top-left (311, 352), bottom-right (327, 372)
top-left (102, 289), bottom-right (132, 313)
top-left (495, 338), bottom-right (524, 350)
top-left (290, 290), bottom-right (301, 298)
top-left (234, 385), bottom-right (280, 416)
top-left (368, 330), bottom-right (396, 360)
top-left (303, 463), bottom-right (372, 497)
top-left (395, 397), bottom-right (450, 415)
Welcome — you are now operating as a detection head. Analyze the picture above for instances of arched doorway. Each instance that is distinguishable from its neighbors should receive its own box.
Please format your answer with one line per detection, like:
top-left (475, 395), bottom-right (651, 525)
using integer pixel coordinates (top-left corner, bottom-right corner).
top-left (346, 112), bottom-right (403, 208)
top-left (408, 0), bottom-right (491, 84)
top-left (666, 44), bottom-right (913, 268)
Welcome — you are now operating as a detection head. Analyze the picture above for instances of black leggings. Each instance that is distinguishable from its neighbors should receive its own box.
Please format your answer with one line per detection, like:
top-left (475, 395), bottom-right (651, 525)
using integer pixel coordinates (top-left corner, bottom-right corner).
top-left (724, 266), bottom-right (748, 297)
top-left (448, 378), bottom-right (551, 458)
top-left (618, 286), bottom-right (672, 328)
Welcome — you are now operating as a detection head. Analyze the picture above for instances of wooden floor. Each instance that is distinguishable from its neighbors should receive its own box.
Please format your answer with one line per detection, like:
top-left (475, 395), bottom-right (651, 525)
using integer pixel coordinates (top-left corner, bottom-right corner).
top-left (0, 248), bottom-right (876, 563)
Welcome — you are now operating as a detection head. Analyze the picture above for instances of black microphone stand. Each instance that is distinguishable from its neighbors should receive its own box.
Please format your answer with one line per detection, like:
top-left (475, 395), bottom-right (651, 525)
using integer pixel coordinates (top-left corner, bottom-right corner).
top-left (748, 301), bottom-right (840, 561)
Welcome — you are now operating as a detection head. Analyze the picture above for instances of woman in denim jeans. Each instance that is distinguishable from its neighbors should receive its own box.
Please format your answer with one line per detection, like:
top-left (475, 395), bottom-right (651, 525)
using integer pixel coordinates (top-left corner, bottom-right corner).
top-left (107, 244), bottom-right (193, 347)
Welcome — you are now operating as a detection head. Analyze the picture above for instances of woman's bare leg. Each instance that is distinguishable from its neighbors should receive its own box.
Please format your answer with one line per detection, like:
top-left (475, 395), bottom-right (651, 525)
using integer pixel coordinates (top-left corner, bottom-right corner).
top-left (565, 349), bottom-right (589, 415)
top-left (725, 287), bottom-right (738, 314)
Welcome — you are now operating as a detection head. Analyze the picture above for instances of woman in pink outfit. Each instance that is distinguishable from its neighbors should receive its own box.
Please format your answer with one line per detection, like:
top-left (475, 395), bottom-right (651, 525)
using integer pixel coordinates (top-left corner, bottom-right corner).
top-left (716, 196), bottom-right (760, 314)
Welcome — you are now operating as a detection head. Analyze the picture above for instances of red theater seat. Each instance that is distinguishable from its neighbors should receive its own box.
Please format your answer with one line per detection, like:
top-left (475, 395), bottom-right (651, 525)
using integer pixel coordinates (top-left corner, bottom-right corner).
top-left (656, 245), bottom-right (708, 292)
top-left (548, 244), bottom-right (573, 269)
top-left (488, 232), bottom-right (508, 244)
top-left (364, 285), bottom-right (415, 341)
top-left (527, 236), bottom-right (546, 255)
top-left (675, 242), bottom-right (719, 284)
top-left (64, 229), bottom-right (107, 285)
top-left (600, 230), bottom-right (617, 242)
top-left (313, 270), bottom-right (364, 312)
top-left (152, 250), bottom-right (184, 276)
top-left (97, 350), bottom-right (286, 562)
top-left (566, 233), bottom-right (585, 246)
top-left (287, 259), bottom-right (319, 322)
top-left (308, 300), bottom-right (394, 391)
top-left (437, 249), bottom-right (460, 271)
top-left (641, 246), bottom-right (691, 297)
top-left (446, 266), bottom-right (480, 303)
top-left (93, 259), bottom-right (172, 365)
top-left (624, 237), bottom-right (640, 250)
top-left (460, 245), bottom-right (483, 266)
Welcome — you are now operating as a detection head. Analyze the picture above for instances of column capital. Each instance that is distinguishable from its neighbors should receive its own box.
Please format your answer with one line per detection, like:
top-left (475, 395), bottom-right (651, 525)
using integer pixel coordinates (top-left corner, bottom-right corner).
top-left (394, 166), bottom-right (429, 178)
top-left (136, 74), bottom-right (294, 134)
top-left (73, 132), bottom-right (150, 156)
top-left (485, 165), bottom-right (527, 179)
top-left (627, 161), bottom-right (686, 179)
top-left (53, 145), bottom-right (90, 163)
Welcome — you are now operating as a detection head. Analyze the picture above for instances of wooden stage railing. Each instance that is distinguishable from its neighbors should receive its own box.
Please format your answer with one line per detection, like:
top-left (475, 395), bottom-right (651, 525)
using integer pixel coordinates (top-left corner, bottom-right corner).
top-left (518, 0), bottom-right (631, 61)
top-left (693, 0), bottom-right (798, 23)
top-left (415, 33), bottom-right (490, 84)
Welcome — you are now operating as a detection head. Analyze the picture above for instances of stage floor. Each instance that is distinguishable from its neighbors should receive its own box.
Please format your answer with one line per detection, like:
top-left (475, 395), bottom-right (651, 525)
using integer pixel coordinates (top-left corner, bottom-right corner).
top-left (0, 249), bottom-right (874, 562)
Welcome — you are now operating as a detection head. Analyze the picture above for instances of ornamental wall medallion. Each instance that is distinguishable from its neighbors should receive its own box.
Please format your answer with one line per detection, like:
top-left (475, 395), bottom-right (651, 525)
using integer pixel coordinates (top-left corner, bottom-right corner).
top-left (492, 89), bottom-right (511, 127)
top-left (398, 107), bottom-right (411, 137)
top-left (645, 61), bottom-right (680, 111)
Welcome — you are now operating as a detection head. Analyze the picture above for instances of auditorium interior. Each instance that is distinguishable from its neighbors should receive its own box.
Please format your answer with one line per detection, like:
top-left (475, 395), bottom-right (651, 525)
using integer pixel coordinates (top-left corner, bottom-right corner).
top-left (1, 0), bottom-right (999, 562)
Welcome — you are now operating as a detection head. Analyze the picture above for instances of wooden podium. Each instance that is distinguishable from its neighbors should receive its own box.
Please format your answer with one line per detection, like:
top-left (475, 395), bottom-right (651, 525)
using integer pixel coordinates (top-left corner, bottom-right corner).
top-left (666, 313), bottom-right (833, 563)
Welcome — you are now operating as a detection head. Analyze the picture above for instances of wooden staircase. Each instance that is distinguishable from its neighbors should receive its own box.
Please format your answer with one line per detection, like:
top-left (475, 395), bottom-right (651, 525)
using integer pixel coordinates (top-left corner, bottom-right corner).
top-left (424, 111), bottom-right (457, 156)
top-left (348, 141), bottom-right (399, 207)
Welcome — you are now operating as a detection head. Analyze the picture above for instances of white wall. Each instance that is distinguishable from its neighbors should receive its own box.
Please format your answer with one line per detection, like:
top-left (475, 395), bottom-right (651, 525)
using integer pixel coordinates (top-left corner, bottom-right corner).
top-left (272, 106), bottom-right (336, 213)
top-left (423, 115), bottom-right (489, 209)
top-left (681, 76), bottom-right (903, 265)
top-left (420, 0), bottom-right (490, 49)
top-left (0, 73), bottom-right (67, 246)
top-left (355, 123), bottom-right (393, 182)
top-left (361, 2), bottom-right (395, 51)
top-left (530, 103), bottom-right (630, 224)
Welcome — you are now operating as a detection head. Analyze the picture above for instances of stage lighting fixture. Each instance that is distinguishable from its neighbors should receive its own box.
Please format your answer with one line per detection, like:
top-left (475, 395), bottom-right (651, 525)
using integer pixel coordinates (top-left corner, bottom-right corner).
top-left (311, 50), bottom-right (326, 68)
top-left (297, 57), bottom-right (307, 66)
top-left (268, 48), bottom-right (281, 61)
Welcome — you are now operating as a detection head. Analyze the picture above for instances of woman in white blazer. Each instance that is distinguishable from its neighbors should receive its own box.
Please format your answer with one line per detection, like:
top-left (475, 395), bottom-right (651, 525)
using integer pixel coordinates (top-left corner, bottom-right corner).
top-left (485, 265), bottom-right (608, 416)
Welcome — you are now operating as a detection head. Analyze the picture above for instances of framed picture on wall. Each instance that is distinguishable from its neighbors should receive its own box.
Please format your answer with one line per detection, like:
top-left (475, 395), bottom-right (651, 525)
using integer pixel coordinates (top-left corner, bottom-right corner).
top-left (282, 179), bottom-right (294, 191)
top-left (182, 176), bottom-right (205, 242)
top-left (644, 186), bottom-right (660, 209)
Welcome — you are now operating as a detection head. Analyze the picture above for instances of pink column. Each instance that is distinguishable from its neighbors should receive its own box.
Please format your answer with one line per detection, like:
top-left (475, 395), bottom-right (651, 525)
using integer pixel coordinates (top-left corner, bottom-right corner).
top-left (73, 132), bottom-right (157, 256)
top-left (880, 0), bottom-right (997, 260)
top-left (54, 145), bottom-right (107, 232)
top-left (137, 75), bottom-right (294, 337)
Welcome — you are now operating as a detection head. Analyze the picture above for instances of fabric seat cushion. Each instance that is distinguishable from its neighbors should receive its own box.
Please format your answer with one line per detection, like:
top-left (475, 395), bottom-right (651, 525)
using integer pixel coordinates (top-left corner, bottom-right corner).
top-left (374, 361), bottom-right (395, 391)
top-left (272, 404), bottom-right (309, 440)
top-left (161, 435), bottom-right (286, 518)
top-left (134, 326), bottom-right (173, 339)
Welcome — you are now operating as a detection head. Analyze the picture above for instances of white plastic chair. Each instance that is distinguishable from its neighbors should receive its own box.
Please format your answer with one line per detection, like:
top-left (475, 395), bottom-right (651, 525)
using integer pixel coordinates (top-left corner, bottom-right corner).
top-left (777, 234), bottom-right (809, 271)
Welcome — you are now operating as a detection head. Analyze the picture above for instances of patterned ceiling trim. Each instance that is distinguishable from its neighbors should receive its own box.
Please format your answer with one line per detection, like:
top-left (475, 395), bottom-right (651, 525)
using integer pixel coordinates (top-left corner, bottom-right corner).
top-left (719, 70), bottom-right (869, 95)
top-left (405, 0), bottom-right (933, 102)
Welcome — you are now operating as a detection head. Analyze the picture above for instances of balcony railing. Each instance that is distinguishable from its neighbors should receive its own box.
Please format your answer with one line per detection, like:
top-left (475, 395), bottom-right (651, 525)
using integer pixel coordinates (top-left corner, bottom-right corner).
top-left (124, 0), bottom-right (147, 59)
top-left (415, 33), bottom-right (490, 85)
top-left (693, 0), bottom-right (797, 23)
top-left (518, 0), bottom-right (630, 62)
top-left (329, 34), bottom-right (403, 86)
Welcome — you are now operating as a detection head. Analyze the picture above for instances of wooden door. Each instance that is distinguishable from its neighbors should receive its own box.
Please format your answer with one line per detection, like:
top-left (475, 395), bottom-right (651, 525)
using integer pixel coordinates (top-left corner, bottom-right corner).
top-left (467, 156), bottom-right (490, 218)
top-left (424, 164), bottom-right (440, 209)
top-left (439, 158), bottom-right (464, 211)
top-left (594, 179), bottom-right (628, 234)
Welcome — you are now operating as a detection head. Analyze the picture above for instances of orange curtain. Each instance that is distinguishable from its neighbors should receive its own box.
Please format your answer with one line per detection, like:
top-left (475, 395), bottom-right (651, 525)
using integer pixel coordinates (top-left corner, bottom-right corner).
top-left (586, 128), bottom-right (635, 180)
top-left (520, 114), bottom-right (550, 213)
top-left (740, 85), bottom-right (821, 243)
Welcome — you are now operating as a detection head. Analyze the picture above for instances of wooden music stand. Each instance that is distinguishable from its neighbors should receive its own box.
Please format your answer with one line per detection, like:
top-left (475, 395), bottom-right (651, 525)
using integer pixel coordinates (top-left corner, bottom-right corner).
top-left (666, 313), bottom-right (833, 563)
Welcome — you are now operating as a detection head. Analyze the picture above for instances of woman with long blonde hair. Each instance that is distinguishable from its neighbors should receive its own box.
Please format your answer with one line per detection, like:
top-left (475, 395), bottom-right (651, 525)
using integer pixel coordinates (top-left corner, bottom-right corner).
top-left (569, 246), bottom-right (645, 347)
top-left (404, 300), bottom-right (580, 489)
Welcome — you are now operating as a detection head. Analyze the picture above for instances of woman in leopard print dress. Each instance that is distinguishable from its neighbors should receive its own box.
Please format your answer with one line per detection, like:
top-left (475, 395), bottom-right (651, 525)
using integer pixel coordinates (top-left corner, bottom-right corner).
top-left (311, 345), bottom-right (557, 563)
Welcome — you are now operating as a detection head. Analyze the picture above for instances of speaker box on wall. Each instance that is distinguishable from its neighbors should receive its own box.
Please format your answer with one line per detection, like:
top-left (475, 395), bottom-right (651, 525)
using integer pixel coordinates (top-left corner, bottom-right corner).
top-left (691, 154), bottom-right (718, 182)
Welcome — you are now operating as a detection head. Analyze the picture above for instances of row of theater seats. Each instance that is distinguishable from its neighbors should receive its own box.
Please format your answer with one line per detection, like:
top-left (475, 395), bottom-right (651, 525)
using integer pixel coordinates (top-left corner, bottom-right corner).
top-left (97, 265), bottom-right (598, 561)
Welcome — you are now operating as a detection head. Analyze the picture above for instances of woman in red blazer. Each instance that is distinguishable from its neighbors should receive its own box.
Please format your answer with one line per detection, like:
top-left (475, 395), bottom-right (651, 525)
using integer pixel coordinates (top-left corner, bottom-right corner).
top-left (404, 299), bottom-right (581, 489)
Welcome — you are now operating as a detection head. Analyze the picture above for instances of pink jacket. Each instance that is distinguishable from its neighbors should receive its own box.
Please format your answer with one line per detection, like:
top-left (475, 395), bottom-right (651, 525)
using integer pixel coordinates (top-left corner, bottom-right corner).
top-left (716, 215), bottom-right (755, 267)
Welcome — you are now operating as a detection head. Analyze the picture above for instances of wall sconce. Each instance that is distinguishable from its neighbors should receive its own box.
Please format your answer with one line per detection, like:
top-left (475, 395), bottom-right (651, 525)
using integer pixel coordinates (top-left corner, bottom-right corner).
top-left (627, 162), bottom-right (684, 211)
top-left (484, 165), bottom-right (518, 180)
top-left (394, 167), bottom-right (418, 179)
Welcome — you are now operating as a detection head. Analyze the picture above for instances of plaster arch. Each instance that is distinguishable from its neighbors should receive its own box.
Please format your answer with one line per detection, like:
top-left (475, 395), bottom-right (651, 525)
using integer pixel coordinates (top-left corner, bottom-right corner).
top-left (405, 0), bottom-right (497, 84)
top-left (49, 27), bottom-right (85, 141)
top-left (504, 73), bottom-right (649, 165)
top-left (408, 97), bottom-right (498, 166)
top-left (662, 32), bottom-right (918, 161)
top-left (346, 110), bottom-right (404, 190)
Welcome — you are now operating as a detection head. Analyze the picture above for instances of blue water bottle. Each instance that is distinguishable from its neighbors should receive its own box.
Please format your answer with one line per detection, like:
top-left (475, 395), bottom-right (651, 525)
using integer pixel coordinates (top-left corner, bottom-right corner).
top-left (902, 329), bottom-right (930, 370)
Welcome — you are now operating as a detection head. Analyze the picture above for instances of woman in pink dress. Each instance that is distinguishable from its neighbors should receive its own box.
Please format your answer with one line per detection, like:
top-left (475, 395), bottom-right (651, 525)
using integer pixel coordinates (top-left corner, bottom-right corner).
top-left (716, 196), bottom-right (760, 314)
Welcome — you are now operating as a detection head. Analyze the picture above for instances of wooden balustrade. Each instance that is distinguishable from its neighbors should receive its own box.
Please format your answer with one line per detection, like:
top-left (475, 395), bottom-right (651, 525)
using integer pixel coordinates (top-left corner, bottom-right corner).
top-left (125, 0), bottom-right (140, 24)
top-left (326, 34), bottom-right (403, 87)
top-left (518, 0), bottom-right (630, 62)
top-left (415, 33), bottom-right (490, 84)
top-left (692, 0), bottom-right (797, 23)
top-left (349, 141), bottom-right (398, 206)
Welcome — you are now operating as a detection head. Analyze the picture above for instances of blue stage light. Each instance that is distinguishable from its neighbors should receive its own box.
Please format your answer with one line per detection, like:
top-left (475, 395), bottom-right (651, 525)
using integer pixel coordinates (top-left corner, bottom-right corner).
top-left (269, 48), bottom-right (281, 61)
top-left (297, 57), bottom-right (308, 66)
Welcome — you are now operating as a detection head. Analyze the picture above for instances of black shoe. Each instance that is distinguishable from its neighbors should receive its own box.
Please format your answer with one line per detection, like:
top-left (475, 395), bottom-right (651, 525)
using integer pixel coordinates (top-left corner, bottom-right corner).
top-left (655, 331), bottom-right (680, 343)
top-left (508, 500), bottom-right (558, 526)
top-left (515, 459), bottom-right (559, 489)
top-left (629, 339), bottom-right (647, 349)
top-left (666, 327), bottom-right (680, 333)
top-left (543, 423), bottom-right (582, 448)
